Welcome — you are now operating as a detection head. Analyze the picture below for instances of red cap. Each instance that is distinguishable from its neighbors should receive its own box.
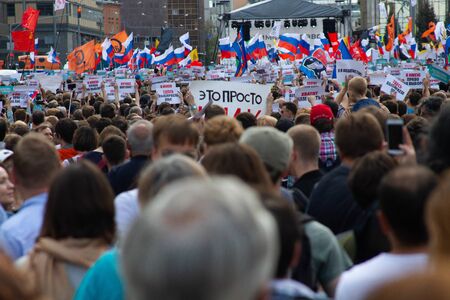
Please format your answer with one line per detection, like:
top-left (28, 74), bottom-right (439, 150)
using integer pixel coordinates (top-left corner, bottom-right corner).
top-left (310, 104), bottom-right (334, 125)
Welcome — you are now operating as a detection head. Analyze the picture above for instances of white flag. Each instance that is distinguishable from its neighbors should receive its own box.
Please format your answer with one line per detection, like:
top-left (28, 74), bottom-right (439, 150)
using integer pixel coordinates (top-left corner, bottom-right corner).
top-left (379, 3), bottom-right (387, 19)
top-left (54, 0), bottom-right (66, 11)
top-left (411, 0), bottom-right (417, 7)
top-left (269, 21), bottom-right (282, 38)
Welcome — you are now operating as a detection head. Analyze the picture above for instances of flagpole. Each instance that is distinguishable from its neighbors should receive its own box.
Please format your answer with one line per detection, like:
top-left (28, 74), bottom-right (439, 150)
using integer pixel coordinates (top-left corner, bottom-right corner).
top-left (53, 5), bottom-right (66, 69)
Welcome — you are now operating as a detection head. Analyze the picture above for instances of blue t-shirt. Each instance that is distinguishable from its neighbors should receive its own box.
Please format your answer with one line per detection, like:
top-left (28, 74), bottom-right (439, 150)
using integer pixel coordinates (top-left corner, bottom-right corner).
top-left (74, 249), bottom-right (125, 300)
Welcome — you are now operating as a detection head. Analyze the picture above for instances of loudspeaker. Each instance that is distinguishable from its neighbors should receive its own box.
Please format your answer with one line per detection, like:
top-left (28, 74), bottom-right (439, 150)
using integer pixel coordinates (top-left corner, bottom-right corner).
top-left (322, 19), bottom-right (336, 33)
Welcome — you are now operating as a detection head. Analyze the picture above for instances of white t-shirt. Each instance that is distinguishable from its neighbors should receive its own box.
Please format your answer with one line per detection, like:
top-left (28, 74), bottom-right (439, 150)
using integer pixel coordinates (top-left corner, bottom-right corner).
top-left (114, 189), bottom-right (139, 243)
top-left (335, 253), bottom-right (428, 300)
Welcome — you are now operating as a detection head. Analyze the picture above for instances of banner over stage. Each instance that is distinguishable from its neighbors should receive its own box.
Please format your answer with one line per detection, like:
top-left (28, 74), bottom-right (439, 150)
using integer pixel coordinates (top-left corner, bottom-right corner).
top-left (189, 81), bottom-right (271, 117)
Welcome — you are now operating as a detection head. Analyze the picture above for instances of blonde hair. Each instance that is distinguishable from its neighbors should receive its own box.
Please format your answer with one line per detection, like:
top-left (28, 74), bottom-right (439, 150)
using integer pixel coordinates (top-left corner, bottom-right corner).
top-left (203, 116), bottom-right (243, 146)
top-left (257, 115), bottom-right (278, 127)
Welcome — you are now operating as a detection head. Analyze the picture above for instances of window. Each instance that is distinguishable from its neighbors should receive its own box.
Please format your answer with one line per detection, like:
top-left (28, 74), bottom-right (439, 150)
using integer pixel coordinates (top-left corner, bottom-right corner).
top-left (37, 3), bottom-right (53, 16)
top-left (6, 4), bottom-right (15, 17)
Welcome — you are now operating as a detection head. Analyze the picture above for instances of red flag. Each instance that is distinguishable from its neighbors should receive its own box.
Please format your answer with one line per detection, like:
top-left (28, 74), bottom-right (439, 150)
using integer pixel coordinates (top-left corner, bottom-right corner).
top-left (21, 7), bottom-right (40, 32)
top-left (328, 32), bottom-right (339, 53)
top-left (12, 30), bottom-right (35, 52)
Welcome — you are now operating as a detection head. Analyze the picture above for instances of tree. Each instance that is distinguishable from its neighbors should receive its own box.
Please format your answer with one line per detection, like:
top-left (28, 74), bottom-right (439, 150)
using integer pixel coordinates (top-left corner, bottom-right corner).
top-left (415, 0), bottom-right (437, 44)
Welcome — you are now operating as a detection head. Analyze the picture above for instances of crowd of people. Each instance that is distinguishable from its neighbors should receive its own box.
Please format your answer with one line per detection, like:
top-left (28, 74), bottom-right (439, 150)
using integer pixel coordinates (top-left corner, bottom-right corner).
top-left (0, 71), bottom-right (448, 300)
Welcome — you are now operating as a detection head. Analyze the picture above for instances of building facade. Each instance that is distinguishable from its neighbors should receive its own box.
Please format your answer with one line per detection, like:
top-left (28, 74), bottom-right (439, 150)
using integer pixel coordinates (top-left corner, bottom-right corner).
top-left (0, 0), bottom-right (103, 63)
top-left (102, 0), bottom-right (121, 36)
top-left (120, 0), bottom-right (205, 51)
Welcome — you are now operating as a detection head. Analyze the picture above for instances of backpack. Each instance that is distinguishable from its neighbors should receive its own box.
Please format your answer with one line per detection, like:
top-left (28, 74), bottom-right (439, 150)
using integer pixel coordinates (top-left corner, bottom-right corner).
top-left (292, 213), bottom-right (316, 291)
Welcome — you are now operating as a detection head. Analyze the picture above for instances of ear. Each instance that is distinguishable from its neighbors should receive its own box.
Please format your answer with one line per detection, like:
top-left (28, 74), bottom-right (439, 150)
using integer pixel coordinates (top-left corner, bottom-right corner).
top-left (290, 241), bottom-right (302, 269)
top-left (377, 210), bottom-right (391, 237)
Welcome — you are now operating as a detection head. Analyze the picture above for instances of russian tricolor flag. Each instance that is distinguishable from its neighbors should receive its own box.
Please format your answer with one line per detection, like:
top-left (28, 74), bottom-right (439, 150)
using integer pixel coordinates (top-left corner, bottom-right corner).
top-left (34, 38), bottom-right (38, 51)
top-left (219, 37), bottom-right (232, 59)
top-left (410, 38), bottom-right (417, 59)
top-left (153, 46), bottom-right (177, 66)
top-left (180, 32), bottom-right (193, 54)
top-left (174, 46), bottom-right (186, 63)
top-left (128, 49), bottom-right (139, 69)
top-left (114, 32), bottom-right (134, 65)
top-left (30, 51), bottom-right (35, 67)
top-left (258, 36), bottom-right (268, 58)
top-left (247, 34), bottom-right (260, 60)
top-left (278, 33), bottom-right (299, 55)
top-left (299, 34), bottom-right (311, 56)
top-left (101, 38), bottom-right (114, 64)
top-left (319, 33), bottom-right (330, 51)
top-left (179, 55), bottom-right (191, 67)
top-left (138, 47), bottom-right (152, 68)
top-left (46, 47), bottom-right (60, 64)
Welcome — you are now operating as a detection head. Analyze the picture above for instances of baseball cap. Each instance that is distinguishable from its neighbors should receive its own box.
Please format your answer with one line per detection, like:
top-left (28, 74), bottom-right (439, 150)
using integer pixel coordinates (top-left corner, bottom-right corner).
top-left (239, 127), bottom-right (293, 174)
top-left (310, 104), bottom-right (334, 125)
top-left (0, 150), bottom-right (13, 163)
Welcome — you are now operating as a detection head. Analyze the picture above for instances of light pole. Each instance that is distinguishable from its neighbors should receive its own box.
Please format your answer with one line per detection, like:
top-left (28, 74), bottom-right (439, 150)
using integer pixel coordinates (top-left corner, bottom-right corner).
top-left (77, 5), bottom-right (81, 46)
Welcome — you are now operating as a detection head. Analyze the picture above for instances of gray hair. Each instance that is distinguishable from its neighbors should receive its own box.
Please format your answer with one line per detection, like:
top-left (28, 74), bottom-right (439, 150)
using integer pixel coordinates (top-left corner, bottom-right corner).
top-left (137, 154), bottom-right (207, 207)
top-left (129, 106), bottom-right (143, 116)
top-left (126, 120), bottom-right (153, 155)
top-left (122, 177), bottom-right (278, 300)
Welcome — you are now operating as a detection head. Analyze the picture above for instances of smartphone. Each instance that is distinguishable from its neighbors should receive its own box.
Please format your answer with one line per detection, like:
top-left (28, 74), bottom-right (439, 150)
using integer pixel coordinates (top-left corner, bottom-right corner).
top-left (386, 119), bottom-right (404, 156)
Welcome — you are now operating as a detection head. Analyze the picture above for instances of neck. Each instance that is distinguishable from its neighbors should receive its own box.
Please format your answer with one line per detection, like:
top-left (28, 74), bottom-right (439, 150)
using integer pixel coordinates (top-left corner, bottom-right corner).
top-left (293, 161), bottom-right (318, 178)
top-left (340, 157), bottom-right (354, 168)
top-left (389, 235), bottom-right (427, 254)
top-left (17, 186), bottom-right (47, 201)
top-left (130, 152), bottom-right (149, 158)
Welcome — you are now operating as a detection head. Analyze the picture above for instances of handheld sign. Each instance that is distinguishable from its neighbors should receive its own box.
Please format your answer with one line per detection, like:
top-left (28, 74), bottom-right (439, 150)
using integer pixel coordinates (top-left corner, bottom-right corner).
top-left (154, 82), bottom-right (181, 105)
top-left (83, 76), bottom-right (102, 93)
top-left (381, 75), bottom-right (410, 101)
top-left (336, 60), bottom-right (366, 84)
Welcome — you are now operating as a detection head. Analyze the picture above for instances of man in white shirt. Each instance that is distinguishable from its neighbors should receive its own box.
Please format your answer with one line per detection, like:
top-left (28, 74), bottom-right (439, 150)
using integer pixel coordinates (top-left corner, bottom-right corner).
top-left (335, 166), bottom-right (438, 300)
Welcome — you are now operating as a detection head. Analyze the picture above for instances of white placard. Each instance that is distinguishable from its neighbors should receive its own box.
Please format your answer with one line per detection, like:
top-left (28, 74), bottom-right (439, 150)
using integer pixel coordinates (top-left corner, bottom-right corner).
top-left (117, 79), bottom-right (135, 98)
top-left (8, 91), bottom-right (28, 108)
top-left (27, 79), bottom-right (39, 88)
top-left (83, 76), bottom-right (102, 93)
top-left (154, 82), bottom-right (181, 105)
top-left (399, 70), bottom-right (426, 89)
top-left (381, 75), bottom-right (410, 101)
top-left (189, 81), bottom-right (272, 117)
top-left (368, 72), bottom-right (386, 86)
top-left (104, 86), bottom-right (115, 102)
top-left (335, 60), bottom-right (366, 84)
top-left (36, 74), bottom-right (62, 93)
top-left (295, 85), bottom-right (326, 101)
top-left (303, 79), bottom-right (322, 88)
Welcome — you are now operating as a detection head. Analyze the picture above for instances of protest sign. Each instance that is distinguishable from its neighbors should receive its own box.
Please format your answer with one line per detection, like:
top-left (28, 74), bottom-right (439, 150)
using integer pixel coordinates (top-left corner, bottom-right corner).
top-left (368, 72), bottom-right (387, 86)
top-left (8, 86), bottom-right (33, 108)
top-left (114, 68), bottom-right (127, 79)
top-left (27, 79), bottom-right (39, 88)
top-left (116, 79), bottom-right (135, 98)
top-left (104, 86), bottom-right (116, 102)
top-left (154, 82), bottom-right (181, 105)
top-left (83, 76), bottom-right (102, 93)
top-left (303, 79), bottom-right (322, 88)
top-left (189, 81), bottom-right (271, 117)
top-left (0, 86), bottom-right (13, 95)
top-left (36, 74), bottom-right (62, 93)
top-left (428, 64), bottom-right (450, 84)
top-left (381, 75), bottom-right (410, 101)
top-left (335, 60), bottom-right (366, 84)
top-left (399, 70), bottom-right (426, 89)
top-left (295, 85), bottom-right (325, 101)
top-left (282, 65), bottom-right (295, 85)
top-left (151, 76), bottom-right (169, 84)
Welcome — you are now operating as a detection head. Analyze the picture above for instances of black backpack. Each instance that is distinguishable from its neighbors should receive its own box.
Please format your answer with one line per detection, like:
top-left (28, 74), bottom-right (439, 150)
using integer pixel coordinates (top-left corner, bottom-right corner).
top-left (292, 213), bottom-right (316, 291)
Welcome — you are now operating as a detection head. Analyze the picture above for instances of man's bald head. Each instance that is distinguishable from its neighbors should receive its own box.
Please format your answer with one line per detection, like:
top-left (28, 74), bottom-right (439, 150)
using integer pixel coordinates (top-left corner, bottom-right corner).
top-left (127, 120), bottom-right (154, 156)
